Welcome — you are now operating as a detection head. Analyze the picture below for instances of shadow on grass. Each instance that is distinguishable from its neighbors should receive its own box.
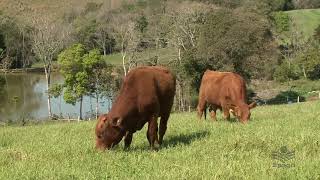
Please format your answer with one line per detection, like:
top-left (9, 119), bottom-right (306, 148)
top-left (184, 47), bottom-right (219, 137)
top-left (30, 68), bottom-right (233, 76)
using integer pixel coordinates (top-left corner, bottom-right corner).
top-left (114, 131), bottom-right (210, 152)
top-left (162, 130), bottom-right (210, 148)
top-left (226, 117), bottom-right (239, 123)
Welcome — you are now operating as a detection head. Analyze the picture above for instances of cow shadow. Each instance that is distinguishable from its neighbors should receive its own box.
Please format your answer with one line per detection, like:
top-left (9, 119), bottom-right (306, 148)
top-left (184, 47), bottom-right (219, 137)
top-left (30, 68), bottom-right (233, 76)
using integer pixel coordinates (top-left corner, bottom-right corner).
top-left (162, 130), bottom-right (210, 148)
top-left (226, 117), bottom-right (239, 123)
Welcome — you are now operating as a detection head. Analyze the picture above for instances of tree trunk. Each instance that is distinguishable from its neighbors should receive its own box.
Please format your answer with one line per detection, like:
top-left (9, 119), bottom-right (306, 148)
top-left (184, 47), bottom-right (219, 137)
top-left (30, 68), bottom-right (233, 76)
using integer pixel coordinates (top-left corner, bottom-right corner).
top-left (177, 80), bottom-right (182, 111)
top-left (59, 94), bottom-right (62, 118)
top-left (122, 52), bottom-right (127, 76)
top-left (79, 96), bottom-right (83, 120)
top-left (95, 92), bottom-right (99, 119)
top-left (180, 81), bottom-right (185, 112)
top-left (302, 66), bottom-right (307, 78)
top-left (103, 42), bottom-right (106, 56)
top-left (44, 65), bottom-right (52, 119)
top-left (22, 30), bottom-right (25, 69)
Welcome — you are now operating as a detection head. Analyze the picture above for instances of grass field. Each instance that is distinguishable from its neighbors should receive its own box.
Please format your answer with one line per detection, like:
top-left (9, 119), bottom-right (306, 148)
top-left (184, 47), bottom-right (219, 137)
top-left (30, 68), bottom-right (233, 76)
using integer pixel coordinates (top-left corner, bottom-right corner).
top-left (286, 8), bottom-right (320, 40)
top-left (1, 101), bottom-right (320, 179)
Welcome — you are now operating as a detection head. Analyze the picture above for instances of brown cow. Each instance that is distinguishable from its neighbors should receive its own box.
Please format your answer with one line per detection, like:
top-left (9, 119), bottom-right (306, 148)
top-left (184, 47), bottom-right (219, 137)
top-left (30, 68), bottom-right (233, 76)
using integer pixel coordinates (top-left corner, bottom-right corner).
top-left (95, 66), bottom-right (176, 150)
top-left (197, 70), bottom-right (256, 123)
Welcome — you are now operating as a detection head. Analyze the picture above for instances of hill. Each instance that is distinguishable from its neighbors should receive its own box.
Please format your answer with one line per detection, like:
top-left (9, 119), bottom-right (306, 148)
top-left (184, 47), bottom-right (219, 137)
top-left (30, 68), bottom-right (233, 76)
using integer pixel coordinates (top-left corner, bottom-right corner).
top-left (0, 0), bottom-right (124, 23)
top-left (1, 101), bottom-right (320, 179)
top-left (286, 8), bottom-right (320, 40)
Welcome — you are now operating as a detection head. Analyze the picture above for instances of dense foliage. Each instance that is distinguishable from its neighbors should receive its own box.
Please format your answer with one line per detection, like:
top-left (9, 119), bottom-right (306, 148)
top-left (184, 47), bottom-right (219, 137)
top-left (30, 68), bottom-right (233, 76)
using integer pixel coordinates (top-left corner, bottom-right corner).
top-left (58, 44), bottom-right (115, 119)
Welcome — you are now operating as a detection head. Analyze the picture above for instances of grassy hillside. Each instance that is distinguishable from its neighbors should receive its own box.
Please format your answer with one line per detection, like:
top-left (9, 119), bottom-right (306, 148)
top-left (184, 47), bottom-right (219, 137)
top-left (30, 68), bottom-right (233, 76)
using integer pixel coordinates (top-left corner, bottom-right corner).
top-left (1, 101), bottom-right (320, 179)
top-left (286, 8), bottom-right (320, 40)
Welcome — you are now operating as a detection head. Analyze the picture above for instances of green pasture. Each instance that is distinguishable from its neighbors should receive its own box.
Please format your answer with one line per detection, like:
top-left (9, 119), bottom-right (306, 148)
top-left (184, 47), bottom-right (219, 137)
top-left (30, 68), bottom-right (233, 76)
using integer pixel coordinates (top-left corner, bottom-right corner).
top-left (286, 8), bottom-right (320, 40)
top-left (0, 101), bottom-right (320, 179)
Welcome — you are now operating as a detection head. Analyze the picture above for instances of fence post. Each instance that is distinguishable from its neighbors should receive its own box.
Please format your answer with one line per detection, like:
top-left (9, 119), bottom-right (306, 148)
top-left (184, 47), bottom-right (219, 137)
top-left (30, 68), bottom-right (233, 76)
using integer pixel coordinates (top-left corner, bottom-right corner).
top-left (297, 96), bottom-right (300, 103)
top-left (78, 116), bottom-right (80, 122)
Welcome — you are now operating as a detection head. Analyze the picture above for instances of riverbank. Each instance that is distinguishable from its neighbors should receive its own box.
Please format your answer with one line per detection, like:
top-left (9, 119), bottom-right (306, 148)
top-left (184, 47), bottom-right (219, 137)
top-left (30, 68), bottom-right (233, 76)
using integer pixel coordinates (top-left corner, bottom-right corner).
top-left (0, 67), bottom-right (59, 73)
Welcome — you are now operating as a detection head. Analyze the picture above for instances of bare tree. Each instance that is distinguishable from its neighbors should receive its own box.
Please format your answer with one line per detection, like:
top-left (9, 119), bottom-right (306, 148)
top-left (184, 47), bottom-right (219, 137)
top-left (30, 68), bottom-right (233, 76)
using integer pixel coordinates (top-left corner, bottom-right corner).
top-left (110, 14), bottom-right (138, 76)
top-left (164, 2), bottom-right (212, 112)
top-left (94, 24), bottom-right (110, 56)
top-left (31, 17), bottom-right (70, 119)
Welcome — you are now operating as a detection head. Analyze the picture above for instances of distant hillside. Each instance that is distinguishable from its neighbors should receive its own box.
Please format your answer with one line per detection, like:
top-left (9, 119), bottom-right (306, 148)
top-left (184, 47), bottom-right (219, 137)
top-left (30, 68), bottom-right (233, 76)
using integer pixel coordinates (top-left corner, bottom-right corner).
top-left (286, 8), bottom-right (320, 39)
top-left (0, 0), bottom-right (125, 23)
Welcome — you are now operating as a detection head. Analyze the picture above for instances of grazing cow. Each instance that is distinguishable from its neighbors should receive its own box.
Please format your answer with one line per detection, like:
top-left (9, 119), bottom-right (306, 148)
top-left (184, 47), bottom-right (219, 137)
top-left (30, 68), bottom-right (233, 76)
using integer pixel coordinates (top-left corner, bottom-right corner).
top-left (197, 70), bottom-right (256, 123)
top-left (95, 66), bottom-right (176, 150)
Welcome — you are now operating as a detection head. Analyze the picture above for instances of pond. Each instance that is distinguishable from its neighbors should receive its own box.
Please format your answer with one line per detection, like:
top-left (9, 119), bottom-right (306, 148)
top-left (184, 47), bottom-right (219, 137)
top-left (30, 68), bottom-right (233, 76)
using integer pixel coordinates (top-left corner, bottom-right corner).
top-left (0, 72), bottom-right (112, 122)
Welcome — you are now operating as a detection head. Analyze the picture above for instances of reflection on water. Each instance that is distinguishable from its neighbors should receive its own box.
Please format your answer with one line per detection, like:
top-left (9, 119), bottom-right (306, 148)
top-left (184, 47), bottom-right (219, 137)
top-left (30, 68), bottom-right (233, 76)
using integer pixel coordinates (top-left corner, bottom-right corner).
top-left (0, 72), bottom-right (111, 121)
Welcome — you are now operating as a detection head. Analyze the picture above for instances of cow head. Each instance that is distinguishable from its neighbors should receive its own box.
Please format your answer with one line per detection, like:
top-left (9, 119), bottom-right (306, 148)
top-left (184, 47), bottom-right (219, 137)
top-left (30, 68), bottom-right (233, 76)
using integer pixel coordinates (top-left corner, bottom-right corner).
top-left (95, 114), bottom-right (126, 150)
top-left (232, 102), bottom-right (256, 123)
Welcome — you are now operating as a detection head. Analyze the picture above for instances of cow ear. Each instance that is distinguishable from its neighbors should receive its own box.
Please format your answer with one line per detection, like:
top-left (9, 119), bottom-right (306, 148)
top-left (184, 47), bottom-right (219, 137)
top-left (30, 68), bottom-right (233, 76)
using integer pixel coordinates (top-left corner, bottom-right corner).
top-left (98, 114), bottom-right (108, 123)
top-left (248, 102), bottom-right (257, 109)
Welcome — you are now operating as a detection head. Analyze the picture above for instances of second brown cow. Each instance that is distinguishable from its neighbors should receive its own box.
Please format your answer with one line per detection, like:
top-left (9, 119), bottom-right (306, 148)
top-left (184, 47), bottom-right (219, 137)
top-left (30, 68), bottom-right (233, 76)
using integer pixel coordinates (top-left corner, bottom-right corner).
top-left (95, 66), bottom-right (176, 150)
top-left (197, 70), bottom-right (256, 123)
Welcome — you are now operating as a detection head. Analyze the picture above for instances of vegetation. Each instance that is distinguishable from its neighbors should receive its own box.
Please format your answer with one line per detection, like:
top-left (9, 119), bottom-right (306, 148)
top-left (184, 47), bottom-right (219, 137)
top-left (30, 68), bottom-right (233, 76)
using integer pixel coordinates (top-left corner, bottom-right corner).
top-left (58, 44), bottom-right (115, 119)
top-left (1, 101), bottom-right (320, 179)
top-left (0, 75), bottom-right (5, 95)
top-left (1, 0), bottom-right (320, 111)
top-left (286, 9), bottom-right (320, 40)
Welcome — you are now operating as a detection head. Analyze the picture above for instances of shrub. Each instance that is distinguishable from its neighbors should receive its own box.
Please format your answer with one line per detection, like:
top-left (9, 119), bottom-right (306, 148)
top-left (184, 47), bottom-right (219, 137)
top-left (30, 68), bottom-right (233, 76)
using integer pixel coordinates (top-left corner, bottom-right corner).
top-left (273, 12), bottom-right (290, 33)
top-left (273, 61), bottom-right (300, 82)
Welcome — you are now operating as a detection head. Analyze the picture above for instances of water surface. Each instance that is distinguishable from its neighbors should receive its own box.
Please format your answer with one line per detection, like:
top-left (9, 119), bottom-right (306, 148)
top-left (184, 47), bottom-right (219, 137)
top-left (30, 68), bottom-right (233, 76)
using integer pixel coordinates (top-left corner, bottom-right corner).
top-left (0, 72), bottom-right (111, 121)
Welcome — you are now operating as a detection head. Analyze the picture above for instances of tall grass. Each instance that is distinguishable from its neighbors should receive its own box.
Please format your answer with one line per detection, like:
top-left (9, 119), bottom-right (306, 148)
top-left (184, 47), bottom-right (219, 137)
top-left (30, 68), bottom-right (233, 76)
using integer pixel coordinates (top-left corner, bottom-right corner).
top-left (1, 101), bottom-right (320, 179)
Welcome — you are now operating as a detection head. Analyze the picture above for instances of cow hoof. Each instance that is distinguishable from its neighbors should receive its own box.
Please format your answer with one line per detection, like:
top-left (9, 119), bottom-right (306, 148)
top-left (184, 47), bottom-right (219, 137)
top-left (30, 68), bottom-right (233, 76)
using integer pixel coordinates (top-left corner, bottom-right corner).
top-left (151, 143), bottom-right (160, 151)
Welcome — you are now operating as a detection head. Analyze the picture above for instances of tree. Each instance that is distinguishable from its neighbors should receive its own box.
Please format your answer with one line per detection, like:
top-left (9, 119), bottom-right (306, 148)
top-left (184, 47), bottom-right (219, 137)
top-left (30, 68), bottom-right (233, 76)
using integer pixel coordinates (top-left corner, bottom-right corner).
top-left (293, 0), bottom-right (320, 9)
top-left (83, 49), bottom-right (114, 118)
top-left (0, 13), bottom-right (33, 69)
top-left (195, 8), bottom-right (274, 80)
top-left (32, 17), bottom-right (70, 119)
top-left (296, 46), bottom-right (320, 80)
top-left (72, 18), bottom-right (98, 50)
top-left (109, 13), bottom-right (138, 76)
top-left (58, 44), bottom-right (113, 119)
top-left (94, 22), bottom-right (116, 56)
top-left (165, 1), bottom-right (211, 111)
top-left (58, 44), bottom-right (87, 119)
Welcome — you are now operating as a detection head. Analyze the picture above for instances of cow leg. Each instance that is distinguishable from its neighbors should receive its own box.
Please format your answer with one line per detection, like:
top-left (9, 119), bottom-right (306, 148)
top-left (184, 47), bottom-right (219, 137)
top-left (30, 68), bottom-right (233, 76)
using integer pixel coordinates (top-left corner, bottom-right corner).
top-left (147, 116), bottom-right (159, 150)
top-left (158, 114), bottom-right (169, 145)
top-left (124, 131), bottom-right (133, 149)
top-left (209, 105), bottom-right (218, 121)
top-left (197, 100), bottom-right (207, 120)
top-left (222, 107), bottom-right (230, 120)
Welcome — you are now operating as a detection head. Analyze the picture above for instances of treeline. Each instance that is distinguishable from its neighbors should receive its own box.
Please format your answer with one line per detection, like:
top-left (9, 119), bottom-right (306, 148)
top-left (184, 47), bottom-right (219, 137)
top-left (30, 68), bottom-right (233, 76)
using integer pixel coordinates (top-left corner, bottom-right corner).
top-left (1, 0), bottom-right (320, 115)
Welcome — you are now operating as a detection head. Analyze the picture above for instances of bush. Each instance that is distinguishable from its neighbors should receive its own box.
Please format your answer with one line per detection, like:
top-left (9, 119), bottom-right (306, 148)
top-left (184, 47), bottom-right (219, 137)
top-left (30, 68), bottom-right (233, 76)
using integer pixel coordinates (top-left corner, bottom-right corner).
top-left (296, 46), bottom-right (320, 80)
top-left (273, 12), bottom-right (290, 33)
top-left (273, 61), bottom-right (300, 82)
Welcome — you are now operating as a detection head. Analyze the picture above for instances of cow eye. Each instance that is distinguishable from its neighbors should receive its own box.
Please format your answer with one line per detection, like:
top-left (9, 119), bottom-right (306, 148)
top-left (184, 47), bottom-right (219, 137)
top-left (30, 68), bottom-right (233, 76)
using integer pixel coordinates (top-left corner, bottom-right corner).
top-left (97, 135), bottom-right (102, 139)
